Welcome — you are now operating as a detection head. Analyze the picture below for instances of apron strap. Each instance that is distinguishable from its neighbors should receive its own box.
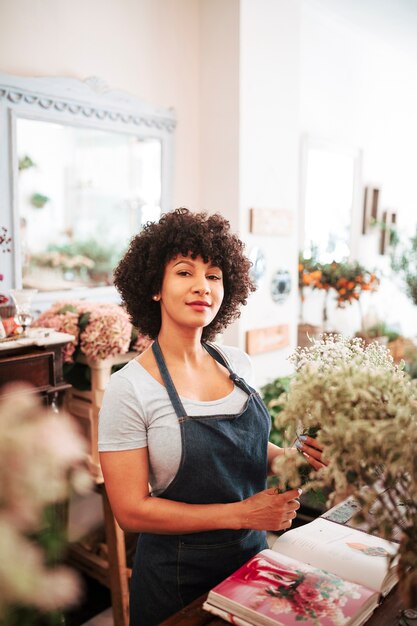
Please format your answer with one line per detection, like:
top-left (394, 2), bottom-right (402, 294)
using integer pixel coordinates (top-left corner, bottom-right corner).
top-left (152, 339), bottom-right (253, 419)
top-left (203, 342), bottom-right (252, 395)
top-left (152, 339), bottom-right (187, 418)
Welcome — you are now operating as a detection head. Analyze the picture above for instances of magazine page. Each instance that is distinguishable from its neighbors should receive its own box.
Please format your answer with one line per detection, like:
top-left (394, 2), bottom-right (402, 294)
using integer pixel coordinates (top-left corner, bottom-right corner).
top-left (271, 517), bottom-right (398, 593)
top-left (205, 549), bottom-right (377, 626)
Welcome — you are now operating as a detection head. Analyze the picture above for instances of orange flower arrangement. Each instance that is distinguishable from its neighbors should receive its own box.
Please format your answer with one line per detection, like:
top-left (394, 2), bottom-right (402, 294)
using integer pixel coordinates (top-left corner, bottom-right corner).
top-left (299, 255), bottom-right (379, 308)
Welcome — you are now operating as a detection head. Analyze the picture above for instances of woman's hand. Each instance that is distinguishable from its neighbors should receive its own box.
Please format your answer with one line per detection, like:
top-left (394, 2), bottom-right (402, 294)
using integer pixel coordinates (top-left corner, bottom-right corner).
top-left (239, 487), bottom-right (301, 532)
top-left (295, 435), bottom-right (328, 470)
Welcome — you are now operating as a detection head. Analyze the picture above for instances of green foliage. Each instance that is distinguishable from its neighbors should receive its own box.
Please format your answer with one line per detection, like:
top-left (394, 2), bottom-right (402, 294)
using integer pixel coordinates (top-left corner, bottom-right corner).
top-left (63, 362), bottom-right (91, 391)
top-left (260, 376), bottom-right (291, 447)
top-left (391, 226), bottom-right (417, 305)
top-left (364, 322), bottom-right (400, 342)
top-left (78, 312), bottom-right (91, 332)
top-left (261, 376), bottom-right (326, 506)
top-left (2, 605), bottom-right (66, 626)
top-left (2, 505), bottom-right (68, 626)
top-left (57, 305), bottom-right (78, 315)
top-left (405, 359), bottom-right (417, 380)
top-left (18, 154), bottom-right (36, 171)
top-left (48, 239), bottom-right (124, 275)
top-left (30, 193), bottom-right (50, 209)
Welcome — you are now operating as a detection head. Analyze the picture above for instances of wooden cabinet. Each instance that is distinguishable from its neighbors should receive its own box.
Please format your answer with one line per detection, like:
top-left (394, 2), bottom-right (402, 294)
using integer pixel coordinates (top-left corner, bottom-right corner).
top-left (0, 333), bottom-right (72, 403)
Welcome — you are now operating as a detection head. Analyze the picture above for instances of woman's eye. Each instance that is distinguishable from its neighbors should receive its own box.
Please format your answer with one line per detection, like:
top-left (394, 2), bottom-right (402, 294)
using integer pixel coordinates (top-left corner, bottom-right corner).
top-left (208, 274), bottom-right (222, 281)
top-left (177, 270), bottom-right (191, 276)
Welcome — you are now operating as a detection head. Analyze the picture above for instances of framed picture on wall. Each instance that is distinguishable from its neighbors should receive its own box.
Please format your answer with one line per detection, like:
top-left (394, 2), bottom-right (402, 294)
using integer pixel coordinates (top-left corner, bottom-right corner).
top-left (249, 208), bottom-right (293, 236)
top-left (245, 324), bottom-right (289, 355)
top-left (362, 186), bottom-right (380, 235)
top-left (379, 211), bottom-right (397, 255)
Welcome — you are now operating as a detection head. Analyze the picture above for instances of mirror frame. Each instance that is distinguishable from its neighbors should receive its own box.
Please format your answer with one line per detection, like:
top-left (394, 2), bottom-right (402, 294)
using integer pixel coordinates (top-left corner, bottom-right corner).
top-left (0, 73), bottom-right (176, 308)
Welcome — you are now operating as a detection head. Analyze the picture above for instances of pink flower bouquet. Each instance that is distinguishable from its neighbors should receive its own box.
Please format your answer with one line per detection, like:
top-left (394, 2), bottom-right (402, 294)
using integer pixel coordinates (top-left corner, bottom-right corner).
top-left (33, 300), bottom-right (151, 389)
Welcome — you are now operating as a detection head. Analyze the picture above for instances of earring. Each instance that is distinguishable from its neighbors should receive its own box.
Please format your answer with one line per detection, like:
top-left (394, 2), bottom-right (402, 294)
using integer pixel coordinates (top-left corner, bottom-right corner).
top-left (152, 295), bottom-right (160, 301)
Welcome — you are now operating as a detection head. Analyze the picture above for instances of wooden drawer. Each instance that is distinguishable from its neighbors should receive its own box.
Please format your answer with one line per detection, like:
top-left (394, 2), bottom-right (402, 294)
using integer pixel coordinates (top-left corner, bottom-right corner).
top-left (0, 351), bottom-right (55, 393)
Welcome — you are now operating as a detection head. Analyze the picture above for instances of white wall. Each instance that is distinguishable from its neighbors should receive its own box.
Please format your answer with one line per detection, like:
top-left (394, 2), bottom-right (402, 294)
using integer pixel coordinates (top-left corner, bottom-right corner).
top-left (237, 0), bottom-right (301, 386)
top-left (0, 0), bottom-right (201, 210)
top-left (199, 0), bottom-right (240, 232)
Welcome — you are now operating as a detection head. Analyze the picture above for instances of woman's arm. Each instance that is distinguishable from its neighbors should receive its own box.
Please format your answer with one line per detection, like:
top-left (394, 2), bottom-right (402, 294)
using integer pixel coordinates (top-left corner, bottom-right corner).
top-left (100, 448), bottom-right (301, 534)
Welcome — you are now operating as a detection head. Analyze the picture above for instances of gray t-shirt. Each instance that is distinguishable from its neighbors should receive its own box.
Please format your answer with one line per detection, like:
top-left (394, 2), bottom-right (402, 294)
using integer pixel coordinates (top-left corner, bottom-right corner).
top-left (98, 344), bottom-right (254, 495)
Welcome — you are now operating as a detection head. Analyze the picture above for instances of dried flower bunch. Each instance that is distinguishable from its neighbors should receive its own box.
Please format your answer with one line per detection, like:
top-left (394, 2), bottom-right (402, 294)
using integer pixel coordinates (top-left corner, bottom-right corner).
top-left (271, 335), bottom-right (417, 606)
top-left (299, 256), bottom-right (378, 307)
top-left (0, 386), bottom-right (92, 622)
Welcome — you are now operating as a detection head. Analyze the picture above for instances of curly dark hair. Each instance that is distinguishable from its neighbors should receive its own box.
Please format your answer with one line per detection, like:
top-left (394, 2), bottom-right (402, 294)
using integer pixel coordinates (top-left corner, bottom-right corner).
top-left (114, 208), bottom-right (255, 341)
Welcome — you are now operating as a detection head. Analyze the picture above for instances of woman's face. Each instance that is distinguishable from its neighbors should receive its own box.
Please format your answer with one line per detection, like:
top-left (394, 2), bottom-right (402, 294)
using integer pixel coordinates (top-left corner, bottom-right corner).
top-left (156, 254), bottom-right (224, 334)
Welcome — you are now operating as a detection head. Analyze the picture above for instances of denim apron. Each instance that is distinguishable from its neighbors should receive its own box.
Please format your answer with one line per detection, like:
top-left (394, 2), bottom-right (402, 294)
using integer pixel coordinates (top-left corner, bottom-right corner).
top-left (129, 340), bottom-right (271, 626)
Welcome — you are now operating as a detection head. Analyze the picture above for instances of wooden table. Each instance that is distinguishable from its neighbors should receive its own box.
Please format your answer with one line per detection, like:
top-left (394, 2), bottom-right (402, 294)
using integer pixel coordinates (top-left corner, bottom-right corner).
top-left (160, 586), bottom-right (404, 625)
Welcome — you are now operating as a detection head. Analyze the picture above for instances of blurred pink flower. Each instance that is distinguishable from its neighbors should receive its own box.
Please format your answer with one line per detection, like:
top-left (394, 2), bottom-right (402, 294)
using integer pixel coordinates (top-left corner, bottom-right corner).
top-left (0, 387), bottom-right (90, 617)
top-left (79, 303), bottom-right (131, 360)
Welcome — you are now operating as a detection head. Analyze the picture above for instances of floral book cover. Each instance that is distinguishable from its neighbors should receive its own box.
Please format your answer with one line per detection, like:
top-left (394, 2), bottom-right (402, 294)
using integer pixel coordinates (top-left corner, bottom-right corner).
top-left (204, 549), bottom-right (377, 626)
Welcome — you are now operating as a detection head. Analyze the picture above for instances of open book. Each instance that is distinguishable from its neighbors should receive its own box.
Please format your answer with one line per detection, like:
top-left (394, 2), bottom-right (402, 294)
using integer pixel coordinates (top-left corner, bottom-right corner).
top-left (203, 518), bottom-right (398, 626)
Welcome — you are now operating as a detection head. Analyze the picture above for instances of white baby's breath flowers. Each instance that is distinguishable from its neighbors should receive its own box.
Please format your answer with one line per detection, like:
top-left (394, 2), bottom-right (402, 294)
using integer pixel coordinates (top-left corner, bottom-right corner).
top-left (271, 334), bottom-right (417, 607)
top-left (289, 334), bottom-right (396, 373)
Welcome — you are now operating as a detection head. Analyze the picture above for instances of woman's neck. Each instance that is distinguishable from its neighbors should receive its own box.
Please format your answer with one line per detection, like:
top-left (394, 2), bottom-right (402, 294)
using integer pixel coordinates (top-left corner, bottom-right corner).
top-left (157, 328), bottom-right (207, 365)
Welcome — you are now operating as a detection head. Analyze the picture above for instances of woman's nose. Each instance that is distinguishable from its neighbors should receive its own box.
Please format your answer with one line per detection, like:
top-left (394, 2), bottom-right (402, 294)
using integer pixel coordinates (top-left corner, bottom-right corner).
top-left (192, 276), bottom-right (210, 294)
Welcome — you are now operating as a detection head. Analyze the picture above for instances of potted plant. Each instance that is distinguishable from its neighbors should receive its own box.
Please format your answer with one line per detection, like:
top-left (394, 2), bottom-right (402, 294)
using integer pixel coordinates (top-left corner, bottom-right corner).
top-left (299, 254), bottom-right (379, 331)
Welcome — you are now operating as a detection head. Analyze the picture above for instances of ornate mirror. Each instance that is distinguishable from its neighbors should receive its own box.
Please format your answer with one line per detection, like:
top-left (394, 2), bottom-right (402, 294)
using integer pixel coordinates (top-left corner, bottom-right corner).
top-left (0, 74), bottom-right (175, 308)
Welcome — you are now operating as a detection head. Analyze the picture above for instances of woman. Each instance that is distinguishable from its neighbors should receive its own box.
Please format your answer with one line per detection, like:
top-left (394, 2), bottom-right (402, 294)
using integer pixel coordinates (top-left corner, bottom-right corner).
top-left (98, 208), bottom-right (325, 625)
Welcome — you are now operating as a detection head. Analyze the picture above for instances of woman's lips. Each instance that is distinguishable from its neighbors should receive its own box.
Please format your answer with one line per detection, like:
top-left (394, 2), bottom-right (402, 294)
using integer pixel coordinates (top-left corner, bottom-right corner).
top-left (187, 301), bottom-right (211, 311)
